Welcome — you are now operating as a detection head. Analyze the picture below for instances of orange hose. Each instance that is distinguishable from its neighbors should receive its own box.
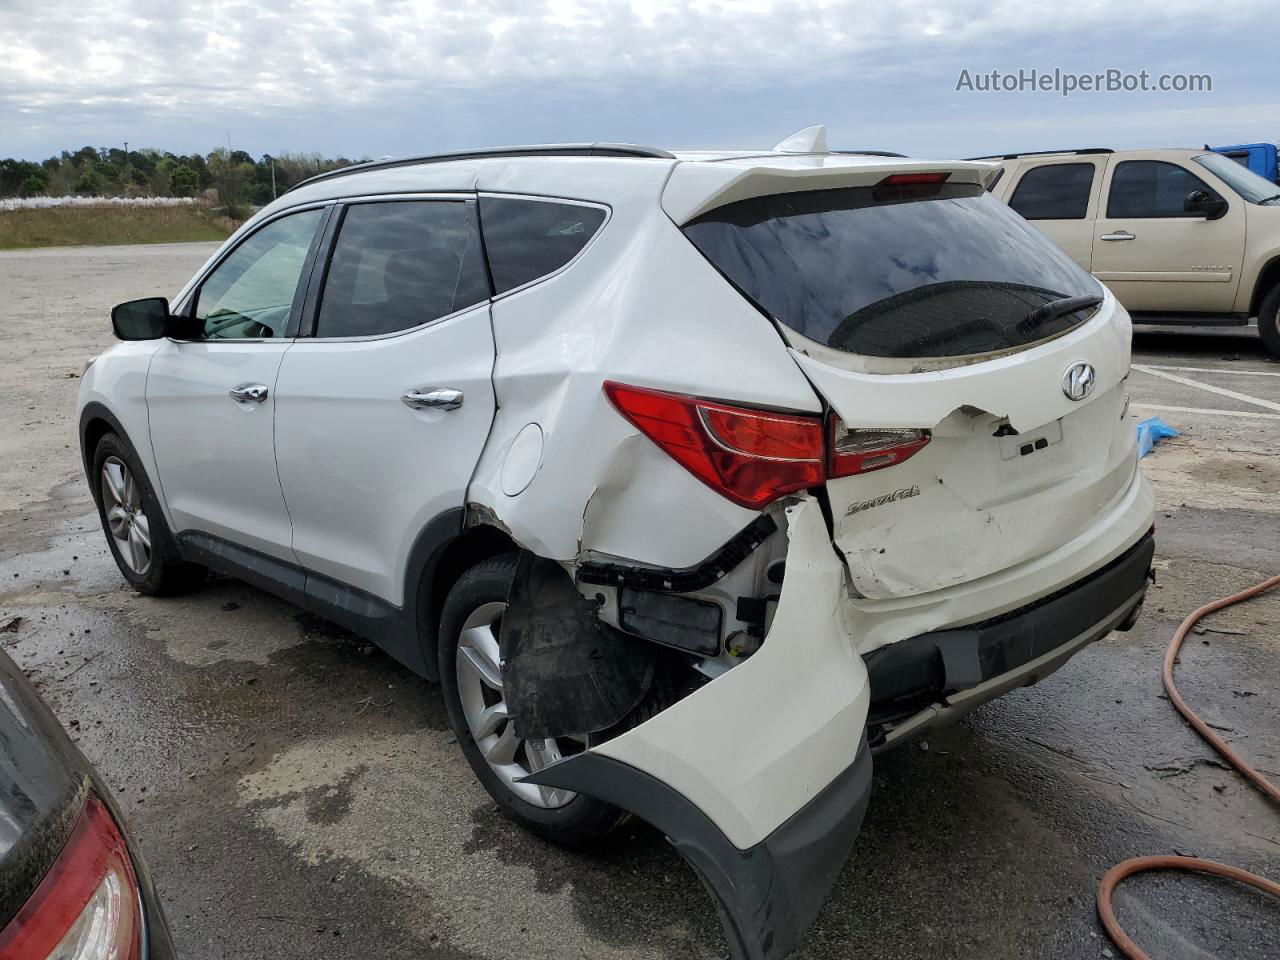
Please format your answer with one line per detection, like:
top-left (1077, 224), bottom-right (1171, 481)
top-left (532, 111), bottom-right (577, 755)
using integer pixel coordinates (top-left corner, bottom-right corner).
top-left (1097, 573), bottom-right (1280, 959)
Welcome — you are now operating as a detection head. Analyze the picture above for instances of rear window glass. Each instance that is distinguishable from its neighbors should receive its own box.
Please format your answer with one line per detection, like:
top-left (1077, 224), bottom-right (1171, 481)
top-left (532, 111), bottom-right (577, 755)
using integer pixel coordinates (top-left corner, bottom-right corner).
top-left (682, 183), bottom-right (1103, 359)
top-left (479, 197), bottom-right (606, 295)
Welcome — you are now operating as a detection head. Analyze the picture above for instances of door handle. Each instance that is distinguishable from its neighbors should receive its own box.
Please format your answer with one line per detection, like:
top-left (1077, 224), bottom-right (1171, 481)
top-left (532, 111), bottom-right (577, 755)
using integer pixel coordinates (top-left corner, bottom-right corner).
top-left (401, 388), bottom-right (464, 411)
top-left (229, 383), bottom-right (269, 403)
top-left (1100, 231), bottom-right (1136, 241)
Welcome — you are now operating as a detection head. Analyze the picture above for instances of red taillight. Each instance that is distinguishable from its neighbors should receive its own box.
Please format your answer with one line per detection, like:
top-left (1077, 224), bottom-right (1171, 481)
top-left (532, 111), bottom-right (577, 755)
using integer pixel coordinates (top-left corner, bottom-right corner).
top-left (876, 172), bottom-right (951, 186)
top-left (604, 382), bottom-right (825, 509)
top-left (828, 415), bottom-right (930, 478)
top-left (604, 382), bottom-right (933, 507)
top-left (0, 794), bottom-right (142, 960)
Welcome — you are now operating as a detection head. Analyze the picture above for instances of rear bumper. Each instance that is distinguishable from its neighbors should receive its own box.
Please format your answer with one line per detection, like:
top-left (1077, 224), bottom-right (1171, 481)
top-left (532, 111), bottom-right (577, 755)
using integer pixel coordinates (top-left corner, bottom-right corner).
top-left (866, 530), bottom-right (1155, 748)
top-left (528, 736), bottom-right (872, 960)
top-left (527, 499), bottom-right (872, 960)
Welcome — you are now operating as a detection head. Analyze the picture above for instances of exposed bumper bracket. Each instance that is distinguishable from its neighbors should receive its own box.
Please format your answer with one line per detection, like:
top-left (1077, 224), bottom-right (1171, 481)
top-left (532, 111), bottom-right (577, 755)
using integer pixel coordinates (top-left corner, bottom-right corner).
top-left (577, 515), bottom-right (777, 593)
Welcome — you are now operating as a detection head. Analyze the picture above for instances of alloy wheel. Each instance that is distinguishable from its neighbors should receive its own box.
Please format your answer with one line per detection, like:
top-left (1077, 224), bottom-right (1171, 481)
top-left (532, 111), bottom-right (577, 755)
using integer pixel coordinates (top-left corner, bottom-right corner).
top-left (454, 601), bottom-right (585, 809)
top-left (101, 456), bottom-right (151, 575)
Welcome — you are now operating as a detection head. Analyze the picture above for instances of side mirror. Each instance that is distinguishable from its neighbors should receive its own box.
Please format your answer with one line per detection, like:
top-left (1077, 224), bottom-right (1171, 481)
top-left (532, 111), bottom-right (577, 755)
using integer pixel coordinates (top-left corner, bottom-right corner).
top-left (1183, 189), bottom-right (1228, 221)
top-left (111, 298), bottom-right (171, 340)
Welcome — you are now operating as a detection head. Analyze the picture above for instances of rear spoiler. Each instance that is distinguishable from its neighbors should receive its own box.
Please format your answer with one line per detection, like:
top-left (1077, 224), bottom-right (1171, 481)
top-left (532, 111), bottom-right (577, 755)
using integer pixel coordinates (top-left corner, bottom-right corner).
top-left (661, 157), bottom-right (1001, 224)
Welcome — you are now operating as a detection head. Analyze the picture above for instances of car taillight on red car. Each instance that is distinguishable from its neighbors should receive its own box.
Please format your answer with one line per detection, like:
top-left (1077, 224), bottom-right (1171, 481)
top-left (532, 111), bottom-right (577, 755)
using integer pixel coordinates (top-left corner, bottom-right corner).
top-left (604, 382), bottom-right (931, 508)
top-left (0, 794), bottom-right (142, 960)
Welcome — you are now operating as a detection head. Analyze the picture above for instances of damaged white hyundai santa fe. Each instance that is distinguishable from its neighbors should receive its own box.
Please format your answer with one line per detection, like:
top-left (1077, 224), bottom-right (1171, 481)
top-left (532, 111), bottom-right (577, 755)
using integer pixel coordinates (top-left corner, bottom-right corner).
top-left (79, 131), bottom-right (1155, 960)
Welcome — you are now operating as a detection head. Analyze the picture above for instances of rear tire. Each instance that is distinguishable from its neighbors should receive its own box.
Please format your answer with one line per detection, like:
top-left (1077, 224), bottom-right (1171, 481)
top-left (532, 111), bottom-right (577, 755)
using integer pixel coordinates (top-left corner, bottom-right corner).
top-left (1260, 285), bottom-right (1280, 358)
top-left (438, 554), bottom-right (629, 847)
top-left (92, 433), bottom-right (205, 596)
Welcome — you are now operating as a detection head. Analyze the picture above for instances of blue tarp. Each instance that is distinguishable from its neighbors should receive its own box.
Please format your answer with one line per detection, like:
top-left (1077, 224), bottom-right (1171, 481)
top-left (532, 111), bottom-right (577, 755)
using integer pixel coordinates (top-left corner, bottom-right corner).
top-left (1137, 416), bottom-right (1179, 458)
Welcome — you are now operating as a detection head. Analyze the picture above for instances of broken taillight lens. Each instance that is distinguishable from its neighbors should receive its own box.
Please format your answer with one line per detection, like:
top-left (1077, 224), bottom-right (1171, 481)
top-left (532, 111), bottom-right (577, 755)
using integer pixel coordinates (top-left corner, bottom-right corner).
top-left (0, 794), bottom-right (143, 960)
top-left (603, 382), bottom-right (825, 509)
top-left (828, 416), bottom-right (930, 477)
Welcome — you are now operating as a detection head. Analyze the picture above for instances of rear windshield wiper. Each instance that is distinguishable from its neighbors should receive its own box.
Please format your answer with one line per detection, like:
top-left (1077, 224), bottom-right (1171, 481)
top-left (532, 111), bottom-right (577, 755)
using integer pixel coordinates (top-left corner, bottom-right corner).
top-left (1018, 294), bottom-right (1103, 333)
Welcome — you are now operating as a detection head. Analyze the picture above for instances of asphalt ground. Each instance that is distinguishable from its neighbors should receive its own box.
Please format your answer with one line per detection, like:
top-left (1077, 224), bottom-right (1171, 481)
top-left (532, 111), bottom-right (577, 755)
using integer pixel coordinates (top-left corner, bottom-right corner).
top-left (1, 243), bottom-right (1276, 959)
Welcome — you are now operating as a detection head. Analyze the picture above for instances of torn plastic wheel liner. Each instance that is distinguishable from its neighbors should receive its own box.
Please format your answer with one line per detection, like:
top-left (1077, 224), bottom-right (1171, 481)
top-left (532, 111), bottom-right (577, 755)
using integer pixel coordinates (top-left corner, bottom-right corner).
top-left (522, 499), bottom-right (874, 959)
top-left (499, 552), bottom-right (656, 740)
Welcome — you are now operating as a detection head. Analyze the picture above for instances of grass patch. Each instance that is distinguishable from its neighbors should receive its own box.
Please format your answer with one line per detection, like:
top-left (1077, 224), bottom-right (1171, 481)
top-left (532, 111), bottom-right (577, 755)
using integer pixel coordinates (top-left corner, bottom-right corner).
top-left (0, 205), bottom-right (241, 250)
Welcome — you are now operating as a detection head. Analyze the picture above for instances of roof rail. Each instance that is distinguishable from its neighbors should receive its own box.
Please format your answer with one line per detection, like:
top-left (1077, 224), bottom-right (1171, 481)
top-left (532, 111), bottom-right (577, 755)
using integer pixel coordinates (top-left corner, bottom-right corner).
top-left (962, 148), bottom-right (1113, 161)
top-left (290, 143), bottom-right (677, 191)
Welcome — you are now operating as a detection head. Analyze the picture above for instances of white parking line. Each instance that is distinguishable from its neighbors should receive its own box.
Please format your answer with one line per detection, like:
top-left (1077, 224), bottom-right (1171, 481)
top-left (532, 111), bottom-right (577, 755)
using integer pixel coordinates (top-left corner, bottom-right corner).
top-left (1131, 402), bottom-right (1280, 421)
top-left (1131, 364), bottom-right (1280, 414)
top-left (1140, 364), bottom-right (1280, 379)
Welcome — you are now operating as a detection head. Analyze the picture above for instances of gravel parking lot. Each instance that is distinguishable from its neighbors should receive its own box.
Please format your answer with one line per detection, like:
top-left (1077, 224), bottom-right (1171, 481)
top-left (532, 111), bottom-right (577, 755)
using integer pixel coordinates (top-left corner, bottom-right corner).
top-left (1, 242), bottom-right (1277, 960)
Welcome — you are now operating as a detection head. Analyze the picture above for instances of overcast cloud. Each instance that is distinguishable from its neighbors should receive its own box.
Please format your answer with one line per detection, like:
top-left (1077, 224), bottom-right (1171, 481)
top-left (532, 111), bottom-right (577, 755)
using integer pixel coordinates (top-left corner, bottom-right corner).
top-left (0, 0), bottom-right (1274, 159)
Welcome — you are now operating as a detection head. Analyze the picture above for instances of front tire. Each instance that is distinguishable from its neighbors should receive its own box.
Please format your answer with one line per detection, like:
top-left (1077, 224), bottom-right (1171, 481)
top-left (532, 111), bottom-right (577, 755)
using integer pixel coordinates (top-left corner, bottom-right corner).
top-left (1260, 285), bottom-right (1280, 358)
top-left (91, 433), bottom-right (205, 596)
top-left (438, 554), bottom-right (628, 846)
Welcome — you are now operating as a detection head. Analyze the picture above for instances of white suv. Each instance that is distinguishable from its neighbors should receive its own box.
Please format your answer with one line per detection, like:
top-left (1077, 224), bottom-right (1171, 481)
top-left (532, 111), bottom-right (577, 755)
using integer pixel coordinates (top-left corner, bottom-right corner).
top-left (78, 130), bottom-right (1154, 960)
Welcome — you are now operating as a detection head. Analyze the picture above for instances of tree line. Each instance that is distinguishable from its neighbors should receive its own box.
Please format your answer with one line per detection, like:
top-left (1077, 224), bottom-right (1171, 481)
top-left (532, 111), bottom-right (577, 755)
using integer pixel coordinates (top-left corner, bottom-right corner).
top-left (0, 147), bottom-right (367, 212)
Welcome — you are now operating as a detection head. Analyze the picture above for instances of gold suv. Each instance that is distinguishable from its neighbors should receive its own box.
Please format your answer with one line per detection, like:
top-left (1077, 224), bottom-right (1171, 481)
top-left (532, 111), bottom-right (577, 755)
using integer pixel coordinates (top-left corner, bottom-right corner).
top-left (981, 147), bottom-right (1280, 355)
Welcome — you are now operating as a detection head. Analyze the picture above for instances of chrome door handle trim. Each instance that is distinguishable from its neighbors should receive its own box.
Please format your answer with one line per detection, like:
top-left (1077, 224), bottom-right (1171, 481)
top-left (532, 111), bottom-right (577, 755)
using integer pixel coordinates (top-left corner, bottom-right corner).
top-left (1100, 231), bottom-right (1136, 241)
top-left (401, 388), bottom-right (464, 411)
top-left (229, 383), bottom-right (269, 403)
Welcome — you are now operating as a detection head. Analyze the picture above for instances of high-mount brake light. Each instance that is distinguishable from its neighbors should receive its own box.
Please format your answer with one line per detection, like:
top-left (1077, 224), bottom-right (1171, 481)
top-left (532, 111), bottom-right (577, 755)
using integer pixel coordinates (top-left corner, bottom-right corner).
top-left (876, 172), bottom-right (951, 185)
top-left (603, 382), bottom-right (824, 509)
top-left (0, 794), bottom-right (143, 960)
top-left (873, 171), bottom-right (952, 202)
top-left (828, 416), bottom-right (931, 477)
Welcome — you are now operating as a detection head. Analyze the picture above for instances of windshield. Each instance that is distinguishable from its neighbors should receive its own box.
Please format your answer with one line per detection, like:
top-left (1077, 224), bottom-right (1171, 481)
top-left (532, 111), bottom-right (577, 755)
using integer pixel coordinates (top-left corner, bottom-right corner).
top-left (1195, 153), bottom-right (1280, 203)
top-left (682, 183), bottom-right (1103, 359)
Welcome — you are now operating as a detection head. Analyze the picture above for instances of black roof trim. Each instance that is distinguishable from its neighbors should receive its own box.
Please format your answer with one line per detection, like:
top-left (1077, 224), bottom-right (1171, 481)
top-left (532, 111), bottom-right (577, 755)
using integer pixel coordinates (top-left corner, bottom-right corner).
top-left (963, 148), bottom-right (1114, 161)
top-left (290, 143), bottom-right (677, 191)
top-left (831, 150), bottom-right (909, 158)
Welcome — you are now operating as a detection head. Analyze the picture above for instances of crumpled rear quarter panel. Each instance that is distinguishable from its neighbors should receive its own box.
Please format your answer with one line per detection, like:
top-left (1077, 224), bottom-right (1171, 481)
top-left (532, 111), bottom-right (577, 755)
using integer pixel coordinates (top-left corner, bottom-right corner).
top-left (466, 163), bottom-right (821, 568)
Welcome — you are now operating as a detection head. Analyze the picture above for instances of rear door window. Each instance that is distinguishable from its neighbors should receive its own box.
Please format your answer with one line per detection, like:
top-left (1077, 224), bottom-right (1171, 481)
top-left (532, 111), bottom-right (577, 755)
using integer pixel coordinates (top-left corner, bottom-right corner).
top-left (315, 200), bottom-right (490, 338)
top-left (478, 196), bottom-right (606, 295)
top-left (1107, 160), bottom-right (1215, 218)
top-left (682, 182), bottom-right (1103, 359)
top-left (1008, 163), bottom-right (1095, 220)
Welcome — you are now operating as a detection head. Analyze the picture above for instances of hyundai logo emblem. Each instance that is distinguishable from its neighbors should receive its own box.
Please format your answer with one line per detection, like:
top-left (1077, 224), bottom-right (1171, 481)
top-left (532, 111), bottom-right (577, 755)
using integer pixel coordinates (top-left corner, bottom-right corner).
top-left (1062, 361), bottom-right (1096, 401)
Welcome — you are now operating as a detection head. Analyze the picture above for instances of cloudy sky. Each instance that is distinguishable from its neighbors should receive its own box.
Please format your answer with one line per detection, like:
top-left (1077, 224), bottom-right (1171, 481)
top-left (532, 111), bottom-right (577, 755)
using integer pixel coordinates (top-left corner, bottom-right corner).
top-left (1, 0), bottom-right (1275, 161)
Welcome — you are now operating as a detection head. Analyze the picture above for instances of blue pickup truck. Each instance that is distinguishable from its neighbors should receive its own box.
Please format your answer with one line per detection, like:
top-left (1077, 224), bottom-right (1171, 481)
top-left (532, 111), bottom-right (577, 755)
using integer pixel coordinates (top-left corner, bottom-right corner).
top-left (1211, 142), bottom-right (1279, 184)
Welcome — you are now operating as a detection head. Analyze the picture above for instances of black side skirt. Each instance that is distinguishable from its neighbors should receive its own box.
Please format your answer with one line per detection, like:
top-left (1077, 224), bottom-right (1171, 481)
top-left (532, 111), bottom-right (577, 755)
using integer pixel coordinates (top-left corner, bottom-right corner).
top-left (174, 523), bottom-right (459, 677)
top-left (522, 735), bottom-right (873, 960)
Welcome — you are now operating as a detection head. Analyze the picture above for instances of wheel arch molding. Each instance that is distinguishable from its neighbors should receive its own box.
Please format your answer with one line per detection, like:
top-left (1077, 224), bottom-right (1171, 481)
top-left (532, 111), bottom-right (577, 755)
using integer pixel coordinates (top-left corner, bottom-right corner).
top-left (412, 511), bottom-right (519, 683)
top-left (78, 402), bottom-right (131, 492)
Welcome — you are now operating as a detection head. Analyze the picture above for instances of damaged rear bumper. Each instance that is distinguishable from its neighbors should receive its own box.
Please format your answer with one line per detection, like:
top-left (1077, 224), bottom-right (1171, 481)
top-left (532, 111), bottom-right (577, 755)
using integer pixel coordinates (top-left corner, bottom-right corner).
top-left (523, 497), bottom-right (872, 959)
top-left (528, 735), bottom-right (871, 960)
top-left (866, 529), bottom-right (1155, 747)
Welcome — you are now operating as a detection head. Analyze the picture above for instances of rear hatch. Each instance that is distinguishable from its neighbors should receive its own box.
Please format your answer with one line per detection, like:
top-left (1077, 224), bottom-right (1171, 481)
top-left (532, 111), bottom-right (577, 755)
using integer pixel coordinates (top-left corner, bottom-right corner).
top-left (677, 166), bottom-right (1136, 599)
